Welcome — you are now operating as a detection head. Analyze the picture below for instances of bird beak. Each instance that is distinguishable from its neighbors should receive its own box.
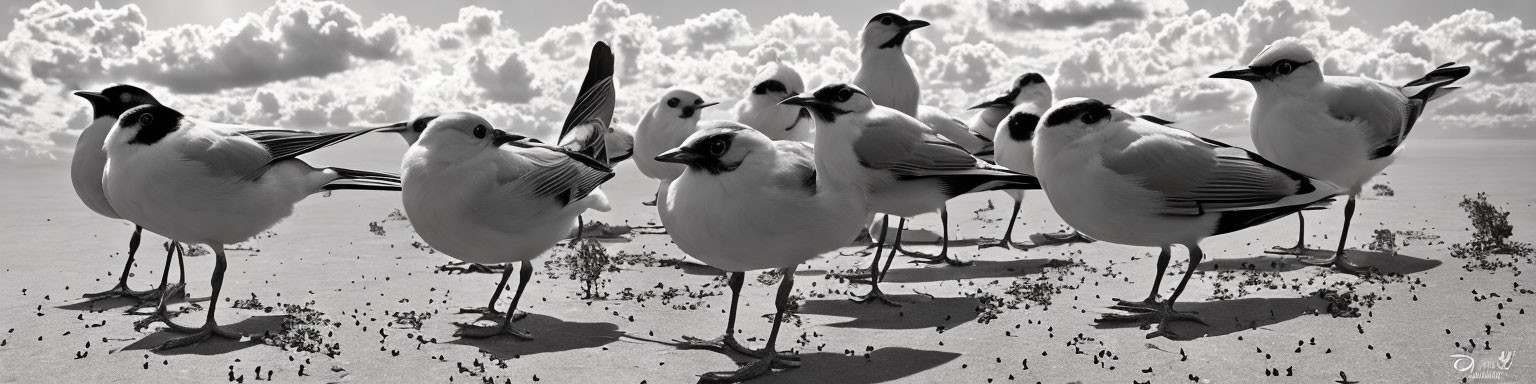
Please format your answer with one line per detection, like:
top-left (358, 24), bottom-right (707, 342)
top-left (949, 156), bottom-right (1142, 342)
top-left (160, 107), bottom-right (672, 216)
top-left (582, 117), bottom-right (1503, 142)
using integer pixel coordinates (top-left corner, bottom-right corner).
top-left (72, 90), bottom-right (107, 102)
top-left (901, 19), bottom-right (931, 31)
top-left (373, 121), bottom-right (410, 133)
top-left (1209, 66), bottom-right (1264, 81)
top-left (654, 147), bottom-right (700, 164)
top-left (777, 95), bottom-right (821, 108)
top-left (697, 101), bottom-right (720, 109)
top-left (968, 98), bottom-right (1012, 110)
top-left (491, 129), bottom-right (529, 146)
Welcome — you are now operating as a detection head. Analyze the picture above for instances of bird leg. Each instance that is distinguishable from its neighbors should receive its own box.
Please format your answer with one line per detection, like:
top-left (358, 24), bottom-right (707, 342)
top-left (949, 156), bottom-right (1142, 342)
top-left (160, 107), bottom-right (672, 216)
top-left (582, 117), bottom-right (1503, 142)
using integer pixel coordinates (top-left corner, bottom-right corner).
top-left (1112, 246), bottom-right (1170, 312)
top-left (1034, 230), bottom-right (1095, 245)
top-left (902, 208), bottom-right (971, 266)
top-left (678, 272), bottom-right (799, 362)
top-left (850, 216), bottom-right (902, 307)
top-left (83, 226), bottom-right (155, 300)
top-left (1097, 245), bottom-right (1208, 340)
top-left (454, 266), bottom-right (527, 321)
top-left (154, 246), bottom-right (256, 351)
top-left (834, 215), bottom-right (890, 282)
top-left (1265, 211), bottom-right (1309, 255)
top-left (979, 200), bottom-right (1023, 249)
top-left (455, 260), bottom-right (535, 339)
top-left (700, 267), bottom-right (800, 382)
top-left (1299, 195), bottom-right (1371, 274)
top-left (129, 242), bottom-right (187, 315)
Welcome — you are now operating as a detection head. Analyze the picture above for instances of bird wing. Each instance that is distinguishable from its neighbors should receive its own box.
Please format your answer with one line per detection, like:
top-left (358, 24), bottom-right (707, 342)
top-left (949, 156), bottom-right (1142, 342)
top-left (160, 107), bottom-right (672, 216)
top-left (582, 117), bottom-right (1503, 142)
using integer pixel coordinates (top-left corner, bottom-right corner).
top-left (1324, 77), bottom-right (1410, 160)
top-left (770, 141), bottom-right (818, 197)
top-left (175, 120), bottom-right (277, 179)
top-left (854, 112), bottom-right (982, 177)
top-left (1099, 120), bottom-right (1314, 216)
top-left (494, 142), bottom-right (615, 209)
top-left (556, 42), bottom-right (617, 166)
top-left (917, 105), bottom-right (989, 154)
top-left (236, 124), bottom-right (397, 162)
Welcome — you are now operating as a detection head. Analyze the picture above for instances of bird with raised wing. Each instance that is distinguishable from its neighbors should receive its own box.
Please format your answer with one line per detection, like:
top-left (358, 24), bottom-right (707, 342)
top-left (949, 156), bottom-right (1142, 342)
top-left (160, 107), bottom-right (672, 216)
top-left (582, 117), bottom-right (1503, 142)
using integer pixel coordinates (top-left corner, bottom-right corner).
top-left (733, 62), bottom-right (814, 142)
top-left (400, 42), bottom-right (617, 339)
top-left (1211, 37), bottom-right (1469, 273)
top-left (71, 85), bottom-right (187, 309)
top-left (103, 104), bottom-right (407, 350)
top-left (1032, 98), bottom-right (1345, 338)
top-left (784, 84), bottom-right (1041, 306)
top-left (657, 120), bottom-right (870, 382)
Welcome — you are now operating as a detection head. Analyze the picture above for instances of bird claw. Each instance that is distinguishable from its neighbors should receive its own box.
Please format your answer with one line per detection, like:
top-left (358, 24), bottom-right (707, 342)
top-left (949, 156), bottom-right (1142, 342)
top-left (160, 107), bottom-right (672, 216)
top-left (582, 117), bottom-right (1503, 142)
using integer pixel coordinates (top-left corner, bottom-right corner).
top-left (977, 238), bottom-right (1018, 250)
top-left (641, 199), bottom-right (658, 207)
top-left (436, 262), bottom-right (501, 274)
top-left (152, 322), bottom-right (254, 351)
top-left (1030, 231), bottom-right (1094, 246)
top-left (831, 271), bottom-right (876, 283)
top-left (678, 335), bottom-right (801, 362)
top-left (1298, 253), bottom-right (1376, 275)
top-left (456, 307), bottom-right (530, 322)
top-left (81, 283), bottom-right (153, 300)
top-left (1265, 244), bottom-right (1309, 255)
top-left (1096, 302), bottom-right (1207, 339)
top-left (851, 287), bottom-right (903, 307)
top-left (453, 319), bottom-right (534, 340)
top-left (698, 350), bottom-right (791, 383)
top-left (1109, 298), bottom-right (1160, 313)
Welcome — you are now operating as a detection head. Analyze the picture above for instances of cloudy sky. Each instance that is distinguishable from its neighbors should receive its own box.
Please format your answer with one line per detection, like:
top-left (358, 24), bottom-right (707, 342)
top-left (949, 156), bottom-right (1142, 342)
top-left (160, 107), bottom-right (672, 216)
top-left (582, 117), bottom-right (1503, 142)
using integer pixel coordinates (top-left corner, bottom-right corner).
top-left (0, 0), bottom-right (1531, 162)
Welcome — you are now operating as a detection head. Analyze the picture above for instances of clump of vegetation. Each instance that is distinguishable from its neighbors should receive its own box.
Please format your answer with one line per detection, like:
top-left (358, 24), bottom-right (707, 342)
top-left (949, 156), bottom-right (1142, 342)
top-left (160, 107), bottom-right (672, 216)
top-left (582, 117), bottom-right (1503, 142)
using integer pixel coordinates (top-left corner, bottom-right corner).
top-left (385, 209), bottom-right (407, 221)
top-left (182, 244), bottom-right (210, 257)
top-left (763, 294), bottom-right (805, 327)
top-left (966, 259), bottom-right (1084, 324)
top-left (1371, 184), bottom-right (1395, 197)
top-left (389, 310), bottom-right (432, 330)
top-left (544, 238), bottom-right (620, 300)
top-left (368, 222), bottom-right (386, 236)
top-left (1450, 193), bottom-right (1533, 272)
top-left (756, 269), bottom-right (785, 286)
top-left (1314, 288), bottom-right (1380, 318)
top-left (1207, 262), bottom-right (1284, 301)
top-left (972, 200), bottom-right (999, 223)
top-left (1367, 229), bottom-right (1399, 254)
top-left (233, 295), bottom-right (341, 356)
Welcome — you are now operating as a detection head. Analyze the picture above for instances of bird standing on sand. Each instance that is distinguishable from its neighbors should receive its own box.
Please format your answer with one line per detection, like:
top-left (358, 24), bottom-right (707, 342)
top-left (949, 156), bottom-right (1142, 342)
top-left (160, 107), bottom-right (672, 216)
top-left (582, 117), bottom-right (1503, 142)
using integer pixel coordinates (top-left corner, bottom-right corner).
top-left (633, 88), bottom-right (718, 206)
top-left (1032, 98), bottom-right (1345, 338)
top-left (733, 62), bottom-right (813, 142)
top-left (400, 42), bottom-right (617, 339)
top-left (657, 119), bottom-right (870, 382)
top-left (967, 73), bottom-right (1049, 141)
top-left (975, 74), bottom-right (1092, 249)
top-left (71, 85), bottom-right (187, 307)
top-left (788, 84), bottom-right (1041, 306)
top-left (1211, 38), bottom-right (1469, 273)
top-left (103, 104), bottom-right (407, 350)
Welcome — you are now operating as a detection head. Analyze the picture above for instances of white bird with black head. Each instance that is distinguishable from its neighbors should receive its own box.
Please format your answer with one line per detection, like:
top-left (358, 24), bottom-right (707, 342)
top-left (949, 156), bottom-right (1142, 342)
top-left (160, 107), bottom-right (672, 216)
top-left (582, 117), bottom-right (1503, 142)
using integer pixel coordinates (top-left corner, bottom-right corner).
top-left (975, 74), bottom-right (1092, 249)
top-left (784, 83), bottom-right (1041, 306)
top-left (1033, 97), bottom-right (1345, 338)
top-left (1211, 37), bottom-right (1469, 273)
top-left (71, 84), bottom-right (188, 308)
top-left (103, 104), bottom-right (407, 350)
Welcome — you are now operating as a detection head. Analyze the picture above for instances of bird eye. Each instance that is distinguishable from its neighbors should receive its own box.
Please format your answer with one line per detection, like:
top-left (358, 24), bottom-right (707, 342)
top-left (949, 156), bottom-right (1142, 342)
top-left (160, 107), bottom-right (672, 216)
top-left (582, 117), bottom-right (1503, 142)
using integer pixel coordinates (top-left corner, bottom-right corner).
top-left (1275, 61), bottom-right (1295, 75)
top-left (138, 113), bottom-right (154, 126)
top-left (1079, 113), bottom-right (1098, 125)
top-left (473, 124), bottom-right (487, 139)
top-left (708, 138), bottom-right (728, 156)
top-left (880, 16), bottom-right (893, 25)
top-left (667, 98), bottom-right (680, 108)
top-left (837, 88), bottom-right (854, 102)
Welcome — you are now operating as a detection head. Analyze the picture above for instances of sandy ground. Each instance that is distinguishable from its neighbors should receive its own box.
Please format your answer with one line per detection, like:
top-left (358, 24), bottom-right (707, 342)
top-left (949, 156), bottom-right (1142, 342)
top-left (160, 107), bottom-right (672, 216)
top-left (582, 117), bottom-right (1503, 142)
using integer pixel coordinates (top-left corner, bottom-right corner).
top-left (1, 136), bottom-right (1534, 383)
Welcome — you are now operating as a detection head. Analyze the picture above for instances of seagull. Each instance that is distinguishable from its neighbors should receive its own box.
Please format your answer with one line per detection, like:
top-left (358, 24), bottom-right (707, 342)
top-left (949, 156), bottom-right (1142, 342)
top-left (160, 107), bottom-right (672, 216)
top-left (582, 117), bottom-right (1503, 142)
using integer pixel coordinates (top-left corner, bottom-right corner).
top-left (103, 104), bottom-right (407, 350)
top-left (633, 88), bottom-right (718, 206)
top-left (390, 113), bottom-right (633, 165)
top-left (1211, 38), bottom-right (1469, 272)
top-left (973, 74), bottom-right (1092, 249)
top-left (966, 73), bottom-right (1050, 141)
top-left (783, 84), bottom-right (1041, 306)
top-left (401, 42), bottom-right (617, 339)
top-left (71, 85), bottom-right (187, 307)
top-left (732, 62), bottom-right (814, 142)
top-left (1032, 98), bottom-right (1345, 338)
top-left (657, 121), bottom-right (870, 382)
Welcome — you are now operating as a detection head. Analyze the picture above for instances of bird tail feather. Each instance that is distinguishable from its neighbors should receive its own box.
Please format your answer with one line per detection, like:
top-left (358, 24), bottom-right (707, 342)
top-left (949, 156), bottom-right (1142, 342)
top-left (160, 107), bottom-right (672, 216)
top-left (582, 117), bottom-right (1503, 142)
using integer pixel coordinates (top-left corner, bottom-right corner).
top-left (1403, 63), bottom-right (1470, 101)
top-left (321, 167), bottom-right (402, 192)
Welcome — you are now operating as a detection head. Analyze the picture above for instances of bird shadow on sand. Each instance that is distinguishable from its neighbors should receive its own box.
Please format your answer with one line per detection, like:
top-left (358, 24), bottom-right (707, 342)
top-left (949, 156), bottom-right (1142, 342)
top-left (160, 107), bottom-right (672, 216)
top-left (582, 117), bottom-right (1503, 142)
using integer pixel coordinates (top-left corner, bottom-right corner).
top-left (56, 293), bottom-right (207, 313)
top-left (878, 258), bottom-right (1072, 284)
top-left (799, 295), bottom-right (979, 330)
top-left (446, 313), bottom-right (621, 359)
top-left (1209, 249), bottom-right (1440, 275)
top-left (1092, 295), bottom-right (1333, 341)
top-left (751, 347), bottom-right (961, 384)
top-left (121, 315), bottom-right (286, 355)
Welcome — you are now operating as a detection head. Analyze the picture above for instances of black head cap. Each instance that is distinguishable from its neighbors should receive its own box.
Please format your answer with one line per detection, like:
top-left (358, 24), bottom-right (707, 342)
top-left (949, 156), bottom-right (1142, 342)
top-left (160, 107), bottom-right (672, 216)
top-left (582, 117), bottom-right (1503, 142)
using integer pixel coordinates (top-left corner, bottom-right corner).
top-left (120, 104), bottom-right (185, 145)
top-left (1044, 99), bottom-right (1113, 127)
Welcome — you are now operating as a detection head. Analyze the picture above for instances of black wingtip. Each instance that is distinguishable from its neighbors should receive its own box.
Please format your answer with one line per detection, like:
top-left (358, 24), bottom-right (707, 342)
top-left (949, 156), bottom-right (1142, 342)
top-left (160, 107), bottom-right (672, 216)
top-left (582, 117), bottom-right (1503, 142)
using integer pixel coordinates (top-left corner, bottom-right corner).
top-left (1403, 63), bottom-right (1471, 90)
top-left (558, 41), bottom-right (618, 167)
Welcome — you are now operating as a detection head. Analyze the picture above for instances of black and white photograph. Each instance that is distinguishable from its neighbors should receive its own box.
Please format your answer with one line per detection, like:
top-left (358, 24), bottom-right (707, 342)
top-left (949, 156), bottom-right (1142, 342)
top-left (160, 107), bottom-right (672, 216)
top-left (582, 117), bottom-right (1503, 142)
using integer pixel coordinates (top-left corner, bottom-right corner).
top-left (0, 0), bottom-right (1532, 382)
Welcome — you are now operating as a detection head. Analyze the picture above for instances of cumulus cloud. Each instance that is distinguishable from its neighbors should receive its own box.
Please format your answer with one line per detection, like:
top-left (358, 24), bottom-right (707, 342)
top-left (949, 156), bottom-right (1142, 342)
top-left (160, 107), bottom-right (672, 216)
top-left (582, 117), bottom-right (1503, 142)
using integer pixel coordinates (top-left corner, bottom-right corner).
top-left (0, 0), bottom-right (1532, 162)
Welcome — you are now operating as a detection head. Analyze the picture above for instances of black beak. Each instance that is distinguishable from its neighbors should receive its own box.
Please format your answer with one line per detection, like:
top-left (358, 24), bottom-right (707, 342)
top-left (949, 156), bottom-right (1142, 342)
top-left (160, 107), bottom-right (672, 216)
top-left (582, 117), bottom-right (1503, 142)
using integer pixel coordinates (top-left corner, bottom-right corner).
top-left (969, 97), bottom-right (1012, 110)
top-left (900, 19), bottom-right (931, 31)
top-left (72, 90), bottom-right (107, 102)
top-left (373, 121), bottom-right (410, 133)
top-left (777, 95), bottom-right (821, 108)
top-left (491, 129), bottom-right (530, 146)
top-left (654, 147), bottom-right (701, 164)
top-left (1209, 66), bottom-right (1264, 81)
top-left (680, 101), bottom-right (719, 119)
